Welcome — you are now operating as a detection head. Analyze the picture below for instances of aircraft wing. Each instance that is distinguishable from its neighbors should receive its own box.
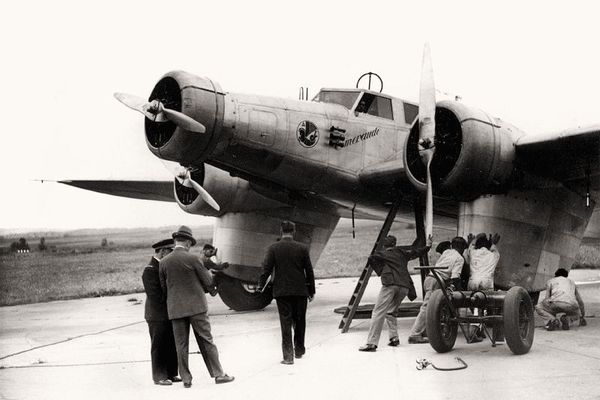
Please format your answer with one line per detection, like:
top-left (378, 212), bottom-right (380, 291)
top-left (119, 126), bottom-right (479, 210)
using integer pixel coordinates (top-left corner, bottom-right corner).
top-left (516, 125), bottom-right (600, 241)
top-left (59, 180), bottom-right (175, 202)
top-left (515, 124), bottom-right (600, 189)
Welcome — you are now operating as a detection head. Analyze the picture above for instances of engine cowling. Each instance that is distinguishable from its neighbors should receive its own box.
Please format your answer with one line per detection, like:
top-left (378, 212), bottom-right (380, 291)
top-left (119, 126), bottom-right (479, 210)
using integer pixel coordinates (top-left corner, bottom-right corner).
top-left (145, 71), bottom-right (226, 166)
top-left (405, 100), bottom-right (524, 201)
top-left (174, 164), bottom-right (282, 216)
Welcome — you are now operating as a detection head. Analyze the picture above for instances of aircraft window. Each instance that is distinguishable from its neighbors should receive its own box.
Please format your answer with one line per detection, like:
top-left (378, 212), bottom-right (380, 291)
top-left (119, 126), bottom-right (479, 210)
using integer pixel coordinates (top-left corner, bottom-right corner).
top-left (403, 102), bottom-right (418, 124)
top-left (355, 93), bottom-right (393, 120)
top-left (313, 91), bottom-right (359, 109)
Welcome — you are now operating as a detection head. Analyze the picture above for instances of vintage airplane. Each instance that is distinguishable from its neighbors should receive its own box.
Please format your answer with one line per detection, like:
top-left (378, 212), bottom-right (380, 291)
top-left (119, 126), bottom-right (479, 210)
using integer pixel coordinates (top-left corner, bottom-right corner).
top-left (61, 46), bottom-right (600, 319)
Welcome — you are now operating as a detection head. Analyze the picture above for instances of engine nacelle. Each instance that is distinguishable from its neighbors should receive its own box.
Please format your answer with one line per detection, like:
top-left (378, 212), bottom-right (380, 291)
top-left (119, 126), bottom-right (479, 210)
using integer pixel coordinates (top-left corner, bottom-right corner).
top-left (405, 100), bottom-right (524, 201)
top-left (174, 164), bottom-right (282, 217)
top-left (145, 71), bottom-right (226, 166)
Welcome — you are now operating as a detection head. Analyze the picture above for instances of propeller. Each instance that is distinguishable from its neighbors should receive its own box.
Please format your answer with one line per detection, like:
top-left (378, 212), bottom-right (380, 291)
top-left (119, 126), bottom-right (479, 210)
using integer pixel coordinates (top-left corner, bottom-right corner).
top-left (159, 160), bottom-right (220, 211)
top-left (176, 168), bottom-right (221, 211)
top-left (114, 93), bottom-right (206, 133)
top-left (418, 43), bottom-right (436, 240)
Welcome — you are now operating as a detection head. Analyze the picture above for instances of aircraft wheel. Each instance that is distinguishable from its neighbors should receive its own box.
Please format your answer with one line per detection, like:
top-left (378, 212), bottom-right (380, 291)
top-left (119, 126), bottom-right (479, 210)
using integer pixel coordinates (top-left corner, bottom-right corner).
top-left (216, 274), bottom-right (273, 311)
top-left (426, 289), bottom-right (458, 353)
top-left (503, 286), bottom-right (534, 355)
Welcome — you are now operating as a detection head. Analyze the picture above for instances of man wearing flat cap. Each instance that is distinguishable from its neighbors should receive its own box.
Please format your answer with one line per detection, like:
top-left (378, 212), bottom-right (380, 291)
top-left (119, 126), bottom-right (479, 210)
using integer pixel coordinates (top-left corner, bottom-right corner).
top-left (159, 225), bottom-right (234, 388)
top-left (142, 238), bottom-right (180, 385)
top-left (201, 244), bottom-right (229, 271)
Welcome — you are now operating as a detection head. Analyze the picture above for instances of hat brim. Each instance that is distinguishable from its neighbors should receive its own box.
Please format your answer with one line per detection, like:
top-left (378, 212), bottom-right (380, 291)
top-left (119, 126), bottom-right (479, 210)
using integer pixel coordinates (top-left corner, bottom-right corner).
top-left (172, 233), bottom-right (197, 246)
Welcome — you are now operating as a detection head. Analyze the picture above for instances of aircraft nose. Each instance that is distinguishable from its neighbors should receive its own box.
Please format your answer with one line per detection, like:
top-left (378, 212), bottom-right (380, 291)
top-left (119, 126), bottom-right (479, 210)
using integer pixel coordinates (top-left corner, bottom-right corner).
top-left (145, 71), bottom-right (225, 166)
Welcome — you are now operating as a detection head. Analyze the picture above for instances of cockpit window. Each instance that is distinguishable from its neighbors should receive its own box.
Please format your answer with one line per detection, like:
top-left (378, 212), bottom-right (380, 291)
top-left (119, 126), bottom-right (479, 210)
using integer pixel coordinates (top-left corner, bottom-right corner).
top-left (355, 93), bottom-right (393, 120)
top-left (313, 90), bottom-right (359, 109)
top-left (403, 102), bottom-right (418, 124)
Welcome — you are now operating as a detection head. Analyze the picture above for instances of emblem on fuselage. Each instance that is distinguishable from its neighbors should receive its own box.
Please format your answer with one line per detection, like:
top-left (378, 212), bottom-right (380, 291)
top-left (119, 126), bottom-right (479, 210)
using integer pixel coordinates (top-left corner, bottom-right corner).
top-left (297, 121), bottom-right (319, 148)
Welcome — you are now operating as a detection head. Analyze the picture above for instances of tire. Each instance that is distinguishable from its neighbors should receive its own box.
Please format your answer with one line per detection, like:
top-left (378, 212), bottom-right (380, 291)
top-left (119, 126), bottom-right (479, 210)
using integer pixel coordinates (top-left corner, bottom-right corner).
top-left (426, 289), bottom-right (458, 353)
top-left (216, 274), bottom-right (273, 311)
top-left (503, 286), bottom-right (534, 355)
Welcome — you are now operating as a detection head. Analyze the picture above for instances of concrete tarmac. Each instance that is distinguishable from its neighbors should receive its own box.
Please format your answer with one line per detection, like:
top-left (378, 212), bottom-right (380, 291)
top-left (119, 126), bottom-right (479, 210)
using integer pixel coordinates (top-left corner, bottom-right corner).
top-left (1, 275), bottom-right (599, 400)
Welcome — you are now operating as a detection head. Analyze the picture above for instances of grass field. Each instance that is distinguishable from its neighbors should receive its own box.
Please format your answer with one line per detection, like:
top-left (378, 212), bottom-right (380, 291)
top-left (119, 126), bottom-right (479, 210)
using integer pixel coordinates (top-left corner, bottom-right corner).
top-left (0, 225), bottom-right (213, 306)
top-left (0, 221), bottom-right (598, 306)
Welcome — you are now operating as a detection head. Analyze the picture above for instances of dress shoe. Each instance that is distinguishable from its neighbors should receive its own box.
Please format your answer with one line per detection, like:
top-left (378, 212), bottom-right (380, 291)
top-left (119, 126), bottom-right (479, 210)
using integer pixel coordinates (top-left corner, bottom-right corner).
top-left (408, 336), bottom-right (429, 344)
top-left (169, 376), bottom-right (182, 383)
top-left (215, 374), bottom-right (235, 384)
top-left (545, 319), bottom-right (561, 331)
top-left (183, 382), bottom-right (192, 388)
top-left (154, 379), bottom-right (172, 386)
top-left (358, 344), bottom-right (377, 352)
top-left (388, 337), bottom-right (400, 347)
top-left (560, 315), bottom-right (570, 330)
top-left (280, 359), bottom-right (294, 365)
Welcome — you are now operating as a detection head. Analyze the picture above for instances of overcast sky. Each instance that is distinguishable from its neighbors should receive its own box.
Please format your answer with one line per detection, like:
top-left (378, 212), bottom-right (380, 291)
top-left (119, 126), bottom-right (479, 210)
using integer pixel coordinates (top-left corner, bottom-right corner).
top-left (1, 0), bottom-right (599, 231)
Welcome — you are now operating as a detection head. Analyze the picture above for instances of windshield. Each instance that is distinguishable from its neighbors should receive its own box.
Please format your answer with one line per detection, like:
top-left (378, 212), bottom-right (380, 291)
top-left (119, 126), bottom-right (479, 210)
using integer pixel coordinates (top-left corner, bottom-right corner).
top-left (313, 90), bottom-right (359, 109)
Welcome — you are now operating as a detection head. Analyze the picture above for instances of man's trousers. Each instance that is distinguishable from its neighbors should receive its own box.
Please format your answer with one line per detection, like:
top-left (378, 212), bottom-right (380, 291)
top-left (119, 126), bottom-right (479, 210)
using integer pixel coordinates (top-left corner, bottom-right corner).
top-left (171, 312), bottom-right (224, 384)
top-left (535, 299), bottom-right (580, 323)
top-left (408, 276), bottom-right (440, 338)
top-left (367, 285), bottom-right (409, 346)
top-left (147, 320), bottom-right (178, 382)
top-left (275, 296), bottom-right (308, 362)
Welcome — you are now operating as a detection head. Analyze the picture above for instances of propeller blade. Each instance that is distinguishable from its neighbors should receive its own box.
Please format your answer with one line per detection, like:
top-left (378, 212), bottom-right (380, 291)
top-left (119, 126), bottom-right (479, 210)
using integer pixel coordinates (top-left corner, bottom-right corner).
top-left (424, 150), bottom-right (434, 239)
top-left (160, 104), bottom-right (206, 133)
top-left (114, 92), bottom-right (205, 132)
top-left (187, 176), bottom-right (221, 211)
top-left (418, 43), bottom-right (436, 153)
top-left (114, 92), bottom-right (146, 112)
top-left (114, 92), bottom-right (166, 121)
top-left (419, 43), bottom-right (436, 241)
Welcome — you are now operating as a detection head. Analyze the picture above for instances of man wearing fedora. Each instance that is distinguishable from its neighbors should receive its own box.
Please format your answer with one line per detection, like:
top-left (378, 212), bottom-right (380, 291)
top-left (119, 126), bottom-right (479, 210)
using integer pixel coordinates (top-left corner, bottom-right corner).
top-left (142, 238), bottom-right (181, 386)
top-left (159, 225), bottom-right (234, 388)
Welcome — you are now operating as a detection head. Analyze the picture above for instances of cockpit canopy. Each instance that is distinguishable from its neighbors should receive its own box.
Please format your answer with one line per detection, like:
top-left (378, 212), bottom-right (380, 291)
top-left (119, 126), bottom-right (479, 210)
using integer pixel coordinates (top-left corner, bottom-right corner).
top-left (313, 89), bottom-right (395, 120)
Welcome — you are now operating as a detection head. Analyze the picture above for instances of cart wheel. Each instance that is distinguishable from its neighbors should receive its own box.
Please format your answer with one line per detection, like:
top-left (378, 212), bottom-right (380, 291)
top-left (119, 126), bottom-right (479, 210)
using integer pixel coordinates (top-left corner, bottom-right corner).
top-left (503, 286), bottom-right (534, 355)
top-left (426, 289), bottom-right (458, 353)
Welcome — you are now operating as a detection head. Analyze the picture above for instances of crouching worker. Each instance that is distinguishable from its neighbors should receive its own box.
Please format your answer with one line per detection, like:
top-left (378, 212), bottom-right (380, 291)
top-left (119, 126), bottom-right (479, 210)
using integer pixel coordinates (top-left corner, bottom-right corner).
top-left (407, 237), bottom-right (467, 344)
top-left (536, 268), bottom-right (586, 331)
top-left (358, 235), bottom-right (431, 352)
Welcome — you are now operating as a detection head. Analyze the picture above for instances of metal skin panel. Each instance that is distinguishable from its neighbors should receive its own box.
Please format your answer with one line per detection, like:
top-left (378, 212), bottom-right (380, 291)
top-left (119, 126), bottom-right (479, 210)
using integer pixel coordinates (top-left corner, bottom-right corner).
top-left (362, 98), bottom-right (406, 167)
top-left (211, 90), bottom-right (414, 213)
top-left (458, 187), bottom-right (594, 292)
top-left (212, 211), bottom-right (339, 281)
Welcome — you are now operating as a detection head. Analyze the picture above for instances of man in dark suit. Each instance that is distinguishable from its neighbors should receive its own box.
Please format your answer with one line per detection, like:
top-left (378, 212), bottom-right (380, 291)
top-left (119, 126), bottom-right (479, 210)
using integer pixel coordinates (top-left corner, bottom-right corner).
top-left (159, 226), bottom-right (234, 388)
top-left (258, 220), bottom-right (315, 365)
top-left (142, 238), bottom-right (181, 385)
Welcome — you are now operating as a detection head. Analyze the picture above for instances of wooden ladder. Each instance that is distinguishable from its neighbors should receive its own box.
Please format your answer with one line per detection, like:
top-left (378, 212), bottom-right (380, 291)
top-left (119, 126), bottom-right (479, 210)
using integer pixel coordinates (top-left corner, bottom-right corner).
top-left (338, 198), bottom-right (402, 333)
